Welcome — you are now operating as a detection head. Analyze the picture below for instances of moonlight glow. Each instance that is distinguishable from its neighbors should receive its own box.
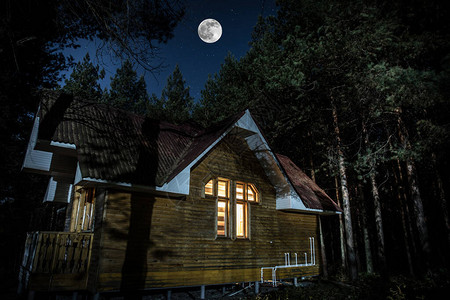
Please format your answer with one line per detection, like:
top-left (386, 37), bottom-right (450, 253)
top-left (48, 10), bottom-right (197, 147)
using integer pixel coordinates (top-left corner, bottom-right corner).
top-left (198, 19), bottom-right (222, 43)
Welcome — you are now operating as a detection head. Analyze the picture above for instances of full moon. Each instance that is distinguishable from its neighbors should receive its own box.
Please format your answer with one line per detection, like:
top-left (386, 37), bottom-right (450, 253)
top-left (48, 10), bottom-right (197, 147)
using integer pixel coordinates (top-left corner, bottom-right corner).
top-left (198, 19), bottom-right (222, 43)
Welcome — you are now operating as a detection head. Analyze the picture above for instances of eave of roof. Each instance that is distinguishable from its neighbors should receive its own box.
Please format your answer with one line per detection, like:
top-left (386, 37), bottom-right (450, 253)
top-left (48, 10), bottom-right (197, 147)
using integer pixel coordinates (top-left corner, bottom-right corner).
top-left (275, 154), bottom-right (343, 213)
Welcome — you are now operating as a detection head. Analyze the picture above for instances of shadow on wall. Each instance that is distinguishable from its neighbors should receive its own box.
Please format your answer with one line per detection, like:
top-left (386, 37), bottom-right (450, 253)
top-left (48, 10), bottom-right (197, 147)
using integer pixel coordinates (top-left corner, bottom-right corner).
top-left (120, 117), bottom-right (159, 294)
top-left (120, 193), bottom-right (155, 293)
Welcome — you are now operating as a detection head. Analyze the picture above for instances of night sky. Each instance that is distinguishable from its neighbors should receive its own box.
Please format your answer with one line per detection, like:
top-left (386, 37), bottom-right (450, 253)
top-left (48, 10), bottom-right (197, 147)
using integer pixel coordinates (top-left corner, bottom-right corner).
top-left (62, 0), bottom-right (278, 102)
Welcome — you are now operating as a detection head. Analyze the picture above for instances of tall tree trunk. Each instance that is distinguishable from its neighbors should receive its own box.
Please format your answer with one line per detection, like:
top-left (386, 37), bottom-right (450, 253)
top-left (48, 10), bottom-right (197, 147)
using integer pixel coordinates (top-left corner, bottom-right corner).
top-left (431, 152), bottom-right (450, 249)
top-left (362, 121), bottom-right (386, 271)
top-left (335, 175), bottom-right (347, 270)
top-left (393, 158), bottom-right (416, 276)
top-left (309, 151), bottom-right (316, 182)
top-left (397, 110), bottom-right (431, 270)
top-left (387, 125), bottom-right (416, 275)
top-left (358, 183), bottom-right (373, 274)
top-left (354, 202), bottom-right (362, 273)
top-left (332, 102), bottom-right (358, 280)
top-left (369, 172), bottom-right (386, 270)
top-left (310, 170), bottom-right (328, 278)
top-left (318, 216), bottom-right (328, 278)
top-left (308, 130), bottom-right (316, 182)
top-left (405, 158), bottom-right (430, 267)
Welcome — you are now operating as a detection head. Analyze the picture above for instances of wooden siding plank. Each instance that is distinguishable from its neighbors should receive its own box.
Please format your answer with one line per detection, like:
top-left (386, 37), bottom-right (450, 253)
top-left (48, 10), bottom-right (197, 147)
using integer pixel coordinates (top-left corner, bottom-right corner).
top-left (94, 135), bottom-right (320, 292)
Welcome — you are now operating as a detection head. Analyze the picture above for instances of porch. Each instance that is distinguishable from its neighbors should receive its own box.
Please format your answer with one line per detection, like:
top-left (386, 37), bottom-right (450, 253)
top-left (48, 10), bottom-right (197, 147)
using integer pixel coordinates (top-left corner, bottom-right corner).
top-left (18, 231), bottom-right (93, 292)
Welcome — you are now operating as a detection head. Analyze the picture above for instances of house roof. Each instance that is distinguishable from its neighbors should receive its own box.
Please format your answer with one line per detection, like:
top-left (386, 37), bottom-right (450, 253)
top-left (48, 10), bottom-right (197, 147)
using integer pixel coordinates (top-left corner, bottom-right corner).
top-left (37, 91), bottom-right (243, 187)
top-left (35, 91), bottom-right (340, 213)
top-left (276, 154), bottom-right (342, 212)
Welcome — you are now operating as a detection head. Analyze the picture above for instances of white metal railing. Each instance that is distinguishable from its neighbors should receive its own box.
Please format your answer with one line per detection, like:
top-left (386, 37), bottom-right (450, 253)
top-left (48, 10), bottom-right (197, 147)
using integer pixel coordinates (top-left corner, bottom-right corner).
top-left (261, 237), bottom-right (316, 286)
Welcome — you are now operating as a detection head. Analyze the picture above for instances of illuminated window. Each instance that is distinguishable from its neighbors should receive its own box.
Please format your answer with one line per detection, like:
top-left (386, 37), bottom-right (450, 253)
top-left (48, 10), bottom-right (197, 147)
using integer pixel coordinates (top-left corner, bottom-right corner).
top-left (236, 183), bottom-right (245, 200)
top-left (217, 201), bottom-right (227, 236)
top-left (236, 202), bottom-right (247, 238)
top-left (204, 178), bottom-right (258, 239)
top-left (217, 179), bottom-right (229, 198)
top-left (247, 184), bottom-right (258, 202)
top-left (205, 179), bottom-right (214, 196)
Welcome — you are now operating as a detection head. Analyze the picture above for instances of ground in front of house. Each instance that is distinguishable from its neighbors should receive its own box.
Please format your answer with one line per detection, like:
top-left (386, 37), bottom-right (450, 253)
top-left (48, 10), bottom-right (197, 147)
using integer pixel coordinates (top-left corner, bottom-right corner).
top-left (3, 271), bottom-right (450, 299)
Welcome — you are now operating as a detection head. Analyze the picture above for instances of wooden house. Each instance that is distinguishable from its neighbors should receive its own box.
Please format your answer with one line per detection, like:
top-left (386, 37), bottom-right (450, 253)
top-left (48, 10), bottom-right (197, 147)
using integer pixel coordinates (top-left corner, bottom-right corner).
top-left (19, 92), bottom-right (341, 298)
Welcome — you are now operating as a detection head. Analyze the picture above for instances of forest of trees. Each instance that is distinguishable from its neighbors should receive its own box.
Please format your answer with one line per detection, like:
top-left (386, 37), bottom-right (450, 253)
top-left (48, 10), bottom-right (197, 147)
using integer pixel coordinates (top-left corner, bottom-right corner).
top-left (1, 0), bottom-right (450, 294)
top-left (190, 0), bottom-right (450, 280)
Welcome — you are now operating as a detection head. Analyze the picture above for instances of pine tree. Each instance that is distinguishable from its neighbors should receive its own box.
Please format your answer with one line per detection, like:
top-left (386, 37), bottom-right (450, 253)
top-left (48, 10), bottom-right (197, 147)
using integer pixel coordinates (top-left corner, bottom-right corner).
top-left (63, 53), bottom-right (105, 101)
top-left (193, 53), bottom-right (251, 127)
top-left (159, 65), bottom-right (193, 123)
top-left (104, 60), bottom-right (149, 115)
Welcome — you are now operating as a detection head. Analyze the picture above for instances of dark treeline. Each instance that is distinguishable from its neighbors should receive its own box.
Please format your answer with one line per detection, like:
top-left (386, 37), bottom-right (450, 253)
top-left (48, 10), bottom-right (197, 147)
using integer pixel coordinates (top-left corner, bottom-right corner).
top-left (62, 54), bottom-right (194, 124)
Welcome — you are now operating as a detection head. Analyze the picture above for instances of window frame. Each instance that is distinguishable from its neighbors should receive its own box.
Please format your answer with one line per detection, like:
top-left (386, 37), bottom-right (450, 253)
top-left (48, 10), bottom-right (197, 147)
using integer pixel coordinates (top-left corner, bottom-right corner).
top-left (216, 199), bottom-right (228, 237)
top-left (71, 187), bottom-right (96, 232)
top-left (204, 178), bottom-right (215, 197)
top-left (204, 178), bottom-right (258, 240)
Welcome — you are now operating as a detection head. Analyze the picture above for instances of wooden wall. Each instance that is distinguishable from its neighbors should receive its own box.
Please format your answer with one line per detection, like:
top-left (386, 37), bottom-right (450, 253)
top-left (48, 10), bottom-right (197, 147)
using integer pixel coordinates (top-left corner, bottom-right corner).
top-left (92, 134), bottom-right (320, 292)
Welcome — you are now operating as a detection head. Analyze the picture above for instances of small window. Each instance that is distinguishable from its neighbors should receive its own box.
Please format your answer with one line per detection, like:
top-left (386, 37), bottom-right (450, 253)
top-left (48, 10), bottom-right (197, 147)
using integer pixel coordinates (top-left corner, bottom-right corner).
top-left (217, 179), bottom-right (229, 198)
top-left (236, 183), bottom-right (245, 200)
top-left (217, 200), bottom-right (227, 236)
top-left (205, 179), bottom-right (214, 196)
top-left (247, 184), bottom-right (258, 202)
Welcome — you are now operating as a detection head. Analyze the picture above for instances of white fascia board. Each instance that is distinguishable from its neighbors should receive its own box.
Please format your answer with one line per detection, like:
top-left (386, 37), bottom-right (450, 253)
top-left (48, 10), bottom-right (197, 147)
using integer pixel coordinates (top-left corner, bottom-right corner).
top-left (67, 184), bottom-right (73, 203)
top-left (50, 141), bottom-right (76, 150)
top-left (74, 163), bottom-right (83, 186)
top-left (43, 177), bottom-right (57, 202)
top-left (156, 168), bottom-right (190, 194)
top-left (22, 107), bottom-right (53, 172)
top-left (77, 175), bottom-right (189, 197)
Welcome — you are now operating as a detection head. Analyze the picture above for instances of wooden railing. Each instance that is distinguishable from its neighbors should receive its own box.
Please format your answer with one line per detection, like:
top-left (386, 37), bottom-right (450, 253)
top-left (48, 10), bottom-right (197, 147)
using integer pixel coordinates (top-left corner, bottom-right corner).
top-left (18, 231), bottom-right (93, 292)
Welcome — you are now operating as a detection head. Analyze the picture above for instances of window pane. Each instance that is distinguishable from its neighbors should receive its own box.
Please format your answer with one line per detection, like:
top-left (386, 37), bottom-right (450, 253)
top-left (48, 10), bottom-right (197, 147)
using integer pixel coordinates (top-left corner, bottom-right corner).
top-left (248, 184), bottom-right (257, 201)
top-left (218, 180), bottom-right (228, 197)
top-left (236, 183), bottom-right (244, 200)
top-left (236, 203), bottom-right (245, 237)
top-left (205, 180), bottom-right (213, 196)
top-left (217, 201), bottom-right (227, 236)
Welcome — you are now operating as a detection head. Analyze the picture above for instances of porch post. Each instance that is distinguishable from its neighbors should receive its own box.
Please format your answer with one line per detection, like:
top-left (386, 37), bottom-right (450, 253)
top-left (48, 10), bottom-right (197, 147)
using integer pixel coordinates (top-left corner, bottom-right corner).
top-left (200, 285), bottom-right (205, 299)
top-left (255, 281), bottom-right (260, 294)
